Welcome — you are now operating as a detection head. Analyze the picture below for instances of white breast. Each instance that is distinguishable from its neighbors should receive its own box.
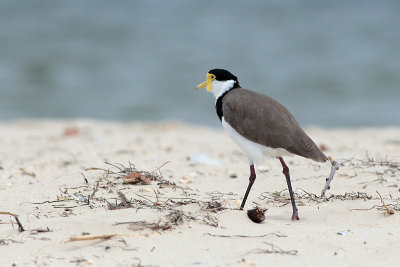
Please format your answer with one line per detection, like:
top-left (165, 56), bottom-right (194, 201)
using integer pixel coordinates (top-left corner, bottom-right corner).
top-left (221, 117), bottom-right (292, 165)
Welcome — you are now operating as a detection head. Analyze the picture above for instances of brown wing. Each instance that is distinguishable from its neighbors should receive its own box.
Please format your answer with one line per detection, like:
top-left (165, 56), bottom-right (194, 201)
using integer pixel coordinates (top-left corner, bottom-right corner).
top-left (222, 88), bottom-right (327, 162)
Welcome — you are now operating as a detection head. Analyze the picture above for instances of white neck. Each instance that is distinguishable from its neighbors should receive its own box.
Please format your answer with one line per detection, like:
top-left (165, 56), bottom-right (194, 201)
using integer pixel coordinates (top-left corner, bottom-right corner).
top-left (211, 80), bottom-right (235, 101)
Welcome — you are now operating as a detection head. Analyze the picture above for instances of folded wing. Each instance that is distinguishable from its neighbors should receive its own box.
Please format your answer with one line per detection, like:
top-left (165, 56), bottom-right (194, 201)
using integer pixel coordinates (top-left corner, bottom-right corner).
top-left (222, 88), bottom-right (328, 162)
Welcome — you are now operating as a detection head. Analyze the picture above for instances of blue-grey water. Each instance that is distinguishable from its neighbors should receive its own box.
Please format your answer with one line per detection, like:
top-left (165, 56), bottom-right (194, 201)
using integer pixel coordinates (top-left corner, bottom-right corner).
top-left (1, 0), bottom-right (399, 127)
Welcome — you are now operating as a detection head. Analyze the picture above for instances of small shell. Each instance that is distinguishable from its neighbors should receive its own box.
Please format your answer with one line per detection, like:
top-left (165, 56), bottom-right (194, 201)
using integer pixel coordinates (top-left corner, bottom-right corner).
top-left (247, 207), bottom-right (267, 223)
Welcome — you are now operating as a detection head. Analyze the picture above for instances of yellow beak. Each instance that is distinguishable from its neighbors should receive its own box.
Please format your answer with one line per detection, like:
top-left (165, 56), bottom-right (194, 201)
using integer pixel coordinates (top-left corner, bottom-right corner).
top-left (196, 73), bottom-right (215, 92)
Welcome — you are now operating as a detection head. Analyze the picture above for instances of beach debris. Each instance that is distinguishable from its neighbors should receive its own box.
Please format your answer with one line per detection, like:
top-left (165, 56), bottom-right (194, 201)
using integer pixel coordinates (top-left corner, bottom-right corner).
top-left (123, 171), bottom-right (151, 184)
top-left (229, 172), bottom-right (238, 178)
top-left (337, 230), bottom-right (348, 235)
top-left (104, 161), bottom-right (168, 185)
top-left (141, 188), bottom-right (152, 193)
top-left (89, 181), bottom-right (99, 199)
top-left (114, 210), bottom-right (217, 232)
top-left (242, 259), bottom-right (257, 266)
top-left (107, 191), bottom-right (134, 210)
top-left (204, 232), bottom-right (286, 238)
top-left (376, 191), bottom-right (394, 215)
top-left (76, 197), bottom-right (88, 203)
top-left (123, 171), bottom-right (152, 185)
top-left (30, 227), bottom-right (52, 235)
top-left (85, 162), bottom-right (169, 186)
top-left (67, 233), bottom-right (143, 242)
top-left (62, 127), bottom-right (80, 137)
top-left (259, 189), bottom-right (399, 217)
top-left (19, 168), bottom-right (36, 177)
top-left (127, 220), bottom-right (173, 232)
top-left (247, 207), bottom-right (267, 223)
top-left (0, 212), bottom-right (25, 232)
top-left (149, 161), bottom-right (170, 175)
top-left (179, 177), bottom-right (192, 184)
top-left (70, 258), bottom-right (93, 265)
top-left (342, 154), bottom-right (400, 186)
top-left (124, 171), bottom-right (141, 180)
top-left (26, 161), bottom-right (234, 236)
top-left (0, 239), bottom-right (23, 246)
top-left (117, 191), bottom-right (132, 208)
top-left (189, 153), bottom-right (221, 165)
top-left (259, 189), bottom-right (374, 207)
top-left (246, 241), bottom-right (297, 256)
top-left (201, 201), bottom-right (225, 213)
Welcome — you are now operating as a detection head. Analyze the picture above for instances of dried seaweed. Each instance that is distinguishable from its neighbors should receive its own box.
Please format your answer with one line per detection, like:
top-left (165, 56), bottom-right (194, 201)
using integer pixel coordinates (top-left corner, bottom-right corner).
top-left (117, 191), bottom-right (132, 208)
top-left (352, 190), bottom-right (400, 213)
top-left (259, 188), bottom-right (400, 217)
top-left (201, 201), bottom-right (226, 213)
top-left (375, 191), bottom-right (394, 215)
top-left (101, 161), bottom-right (171, 184)
top-left (340, 155), bottom-right (400, 185)
top-left (58, 162), bottom-right (221, 231)
top-left (127, 220), bottom-right (173, 232)
top-left (113, 210), bottom-right (218, 232)
top-left (245, 241), bottom-right (298, 256)
top-left (259, 189), bottom-right (373, 206)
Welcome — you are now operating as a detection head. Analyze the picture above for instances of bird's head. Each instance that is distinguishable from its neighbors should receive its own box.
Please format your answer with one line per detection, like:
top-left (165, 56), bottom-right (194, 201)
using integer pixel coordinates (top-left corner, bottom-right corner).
top-left (196, 69), bottom-right (240, 98)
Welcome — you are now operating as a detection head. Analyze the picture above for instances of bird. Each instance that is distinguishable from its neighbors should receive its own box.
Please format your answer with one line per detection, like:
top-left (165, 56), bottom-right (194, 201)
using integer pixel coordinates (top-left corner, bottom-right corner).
top-left (196, 68), bottom-right (338, 220)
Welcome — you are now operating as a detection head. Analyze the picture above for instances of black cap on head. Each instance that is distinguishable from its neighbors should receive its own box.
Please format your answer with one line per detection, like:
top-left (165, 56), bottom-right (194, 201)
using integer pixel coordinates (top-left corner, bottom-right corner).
top-left (209, 69), bottom-right (239, 86)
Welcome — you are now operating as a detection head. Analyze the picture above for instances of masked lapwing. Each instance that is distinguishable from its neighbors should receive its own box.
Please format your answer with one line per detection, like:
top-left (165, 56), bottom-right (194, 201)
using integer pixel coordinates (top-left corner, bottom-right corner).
top-left (196, 68), bottom-right (338, 220)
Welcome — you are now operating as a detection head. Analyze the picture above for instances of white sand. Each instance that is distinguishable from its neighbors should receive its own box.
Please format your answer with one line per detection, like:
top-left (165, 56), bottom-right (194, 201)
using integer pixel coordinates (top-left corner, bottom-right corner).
top-left (0, 120), bottom-right (399, 266)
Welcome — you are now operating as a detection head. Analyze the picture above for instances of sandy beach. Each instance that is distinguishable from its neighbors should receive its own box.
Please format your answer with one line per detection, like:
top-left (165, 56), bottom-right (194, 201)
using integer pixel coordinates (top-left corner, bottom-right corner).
top-left (0, 120), bottom-right (399, 266)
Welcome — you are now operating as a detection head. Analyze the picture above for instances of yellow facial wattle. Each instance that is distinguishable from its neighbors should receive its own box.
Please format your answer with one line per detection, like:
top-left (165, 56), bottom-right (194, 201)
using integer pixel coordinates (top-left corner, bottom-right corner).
top-left (196, 73), bottom-right (216, 92)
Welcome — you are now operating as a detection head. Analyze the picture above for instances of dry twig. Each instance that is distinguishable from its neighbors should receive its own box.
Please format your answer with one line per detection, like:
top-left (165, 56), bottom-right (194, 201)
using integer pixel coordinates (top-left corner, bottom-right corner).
top-left (67, 233), bottom-right (145, 242)
top-left (0, 212), bottom-right (25, 232)
top-left (117, 191), bottom-right (132, 208)
top-left (376, 191), bottom-right (394, 215)
top-left (204, 232), bottom-right (286, 238)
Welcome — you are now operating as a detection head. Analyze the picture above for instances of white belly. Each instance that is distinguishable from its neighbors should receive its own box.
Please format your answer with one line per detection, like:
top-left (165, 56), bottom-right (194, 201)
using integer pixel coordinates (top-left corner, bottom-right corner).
top-left (221, 117), bottom-right (292, 165)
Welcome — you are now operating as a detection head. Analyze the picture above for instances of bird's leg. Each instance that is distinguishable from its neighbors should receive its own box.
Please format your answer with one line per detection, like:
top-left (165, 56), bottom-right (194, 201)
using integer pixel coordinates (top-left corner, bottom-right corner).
top-left (278, 157), bottom-right (299, 220)
top-left (321, 160), bottom-right (339, 197)
top-left (240, 164), bottom-right (256, 210)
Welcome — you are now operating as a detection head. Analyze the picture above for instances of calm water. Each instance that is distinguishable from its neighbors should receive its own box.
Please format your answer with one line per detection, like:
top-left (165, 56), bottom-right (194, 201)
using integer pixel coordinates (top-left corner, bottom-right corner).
top-left (1, 1), bottom-right (399, 127)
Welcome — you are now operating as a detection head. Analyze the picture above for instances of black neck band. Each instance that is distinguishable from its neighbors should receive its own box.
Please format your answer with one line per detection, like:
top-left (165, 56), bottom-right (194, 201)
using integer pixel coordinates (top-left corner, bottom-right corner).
top-left (215, 83), bottom-right (239, 121)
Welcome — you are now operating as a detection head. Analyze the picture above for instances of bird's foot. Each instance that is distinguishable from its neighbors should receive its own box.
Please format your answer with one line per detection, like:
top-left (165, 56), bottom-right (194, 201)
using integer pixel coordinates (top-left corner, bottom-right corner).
top-left (291, 210), bottom-right (300, 221)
